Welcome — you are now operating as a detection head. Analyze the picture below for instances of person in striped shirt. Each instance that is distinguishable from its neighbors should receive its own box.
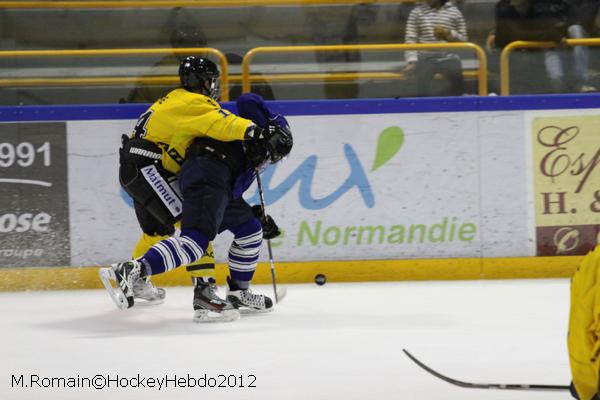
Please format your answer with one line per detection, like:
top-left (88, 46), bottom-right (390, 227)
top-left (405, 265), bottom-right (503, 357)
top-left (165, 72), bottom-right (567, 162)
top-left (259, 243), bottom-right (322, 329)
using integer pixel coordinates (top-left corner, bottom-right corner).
top-left (402, 0), bottom-right (468, 97)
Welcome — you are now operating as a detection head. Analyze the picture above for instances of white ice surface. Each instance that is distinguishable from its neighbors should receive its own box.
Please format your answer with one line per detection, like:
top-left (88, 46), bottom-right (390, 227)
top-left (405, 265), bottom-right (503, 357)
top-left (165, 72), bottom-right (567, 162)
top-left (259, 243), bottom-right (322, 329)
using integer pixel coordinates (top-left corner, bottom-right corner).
top-left (0, 279), bottom-right (572, 400)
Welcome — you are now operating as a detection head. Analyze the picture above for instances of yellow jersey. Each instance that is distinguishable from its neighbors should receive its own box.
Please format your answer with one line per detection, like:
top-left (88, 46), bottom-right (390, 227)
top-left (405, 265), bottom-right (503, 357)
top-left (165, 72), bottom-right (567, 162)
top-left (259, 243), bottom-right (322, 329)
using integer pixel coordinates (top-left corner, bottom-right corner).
top-left (133, 88), bottom-right (253, 174)
top-left (569, 244), bottom-right (600, 400)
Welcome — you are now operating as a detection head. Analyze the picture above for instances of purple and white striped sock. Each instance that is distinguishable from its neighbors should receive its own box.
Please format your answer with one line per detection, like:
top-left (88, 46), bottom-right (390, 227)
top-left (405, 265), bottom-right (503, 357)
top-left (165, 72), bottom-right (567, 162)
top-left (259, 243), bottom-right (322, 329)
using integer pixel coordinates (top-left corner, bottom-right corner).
top-left (142, 229), bottom-right (208, 275)
top-left (228, 219), bottom-right (263, 285)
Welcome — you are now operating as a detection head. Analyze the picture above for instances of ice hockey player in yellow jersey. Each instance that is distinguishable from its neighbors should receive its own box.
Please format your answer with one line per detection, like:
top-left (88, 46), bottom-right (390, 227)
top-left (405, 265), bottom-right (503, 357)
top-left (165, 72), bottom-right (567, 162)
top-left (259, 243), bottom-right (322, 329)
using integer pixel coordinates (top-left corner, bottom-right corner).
top-left (569, 244), bottom-right (600, 399)
top-left (100, 56), bottom-right (292, 322)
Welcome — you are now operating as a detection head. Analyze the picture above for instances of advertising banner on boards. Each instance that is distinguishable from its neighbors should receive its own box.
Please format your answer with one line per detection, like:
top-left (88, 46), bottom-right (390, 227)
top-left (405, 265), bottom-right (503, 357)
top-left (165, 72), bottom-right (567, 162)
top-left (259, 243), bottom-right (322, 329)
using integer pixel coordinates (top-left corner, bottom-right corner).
top-left (0, 123), bottom-right (70, 267)
top-left (531, 114), bottom-right (600, 256)
top-left (1, 96), bottom-right (599, 267)
top-left (67, 111), bottom-right (528, 265)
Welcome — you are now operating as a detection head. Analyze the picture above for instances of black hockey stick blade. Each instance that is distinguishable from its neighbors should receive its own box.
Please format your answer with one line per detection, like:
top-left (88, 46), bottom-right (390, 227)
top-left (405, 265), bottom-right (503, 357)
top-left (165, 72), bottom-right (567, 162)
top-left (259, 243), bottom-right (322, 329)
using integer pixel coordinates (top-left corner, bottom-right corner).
top-left (402, 349), bottom-right (570, 392)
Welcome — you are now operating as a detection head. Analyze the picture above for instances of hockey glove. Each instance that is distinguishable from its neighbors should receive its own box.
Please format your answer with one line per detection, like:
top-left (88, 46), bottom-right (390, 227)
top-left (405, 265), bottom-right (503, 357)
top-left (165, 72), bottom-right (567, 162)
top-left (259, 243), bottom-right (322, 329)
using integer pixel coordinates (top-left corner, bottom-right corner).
top-left (251, 205), bottom-right (281, 239)
top-left (243, 139), bottom-right (269, 168)
top-left (244, 123), bottom-right (293, 164)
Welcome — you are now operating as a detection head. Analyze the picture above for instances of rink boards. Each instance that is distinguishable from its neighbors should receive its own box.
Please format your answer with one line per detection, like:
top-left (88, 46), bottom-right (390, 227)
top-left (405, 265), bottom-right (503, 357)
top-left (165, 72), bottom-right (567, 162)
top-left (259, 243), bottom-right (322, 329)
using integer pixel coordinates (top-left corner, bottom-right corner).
top-left (0, 95), bottom-right (599, 289)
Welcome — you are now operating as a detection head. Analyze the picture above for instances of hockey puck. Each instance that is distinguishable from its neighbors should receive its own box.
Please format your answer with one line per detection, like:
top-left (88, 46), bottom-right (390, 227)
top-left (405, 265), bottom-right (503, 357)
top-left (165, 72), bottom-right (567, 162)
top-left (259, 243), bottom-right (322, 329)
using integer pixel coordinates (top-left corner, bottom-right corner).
top-left (314, 274), bottom-right (326, 285)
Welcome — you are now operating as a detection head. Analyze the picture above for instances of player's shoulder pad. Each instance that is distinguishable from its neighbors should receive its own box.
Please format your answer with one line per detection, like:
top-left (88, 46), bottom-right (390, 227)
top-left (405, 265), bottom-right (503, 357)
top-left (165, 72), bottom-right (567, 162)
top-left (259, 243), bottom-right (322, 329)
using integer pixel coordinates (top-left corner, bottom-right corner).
top-left (204, 96), bottom-right (220, 109)
top-left (170, 88), bottom-right (219, 108)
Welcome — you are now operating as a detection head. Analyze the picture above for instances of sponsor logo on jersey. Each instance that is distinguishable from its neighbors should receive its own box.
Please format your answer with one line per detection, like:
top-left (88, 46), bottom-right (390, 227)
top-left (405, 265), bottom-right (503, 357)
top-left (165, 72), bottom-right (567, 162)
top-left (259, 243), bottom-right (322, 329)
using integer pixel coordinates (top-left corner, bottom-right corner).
top-left (140, 165), bottom-right (183, 217)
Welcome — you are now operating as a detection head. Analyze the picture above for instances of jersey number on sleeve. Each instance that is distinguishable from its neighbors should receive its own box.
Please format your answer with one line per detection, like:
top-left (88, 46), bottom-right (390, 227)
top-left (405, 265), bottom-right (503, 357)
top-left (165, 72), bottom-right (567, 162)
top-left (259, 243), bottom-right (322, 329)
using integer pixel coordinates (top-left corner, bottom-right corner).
top-left (134, 110), bottom-right (153, 138)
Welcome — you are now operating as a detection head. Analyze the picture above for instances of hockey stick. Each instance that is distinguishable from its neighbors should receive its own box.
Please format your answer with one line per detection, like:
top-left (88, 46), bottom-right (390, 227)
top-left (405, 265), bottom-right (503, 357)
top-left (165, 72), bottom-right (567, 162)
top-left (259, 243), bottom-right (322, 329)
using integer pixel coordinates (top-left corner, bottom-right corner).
top-left (255, 171), bottom-right (287, 303)
top-left (402, 349), bottom-right (570, 392)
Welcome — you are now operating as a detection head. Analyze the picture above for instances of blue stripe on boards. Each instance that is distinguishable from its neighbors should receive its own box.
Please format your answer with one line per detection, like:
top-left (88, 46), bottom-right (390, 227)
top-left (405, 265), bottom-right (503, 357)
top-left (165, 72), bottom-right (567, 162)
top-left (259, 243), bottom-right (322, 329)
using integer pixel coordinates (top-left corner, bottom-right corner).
top-left (0, 104), bottom-right (147, 121)
top-left (2, 94), bottom-right (600, 122)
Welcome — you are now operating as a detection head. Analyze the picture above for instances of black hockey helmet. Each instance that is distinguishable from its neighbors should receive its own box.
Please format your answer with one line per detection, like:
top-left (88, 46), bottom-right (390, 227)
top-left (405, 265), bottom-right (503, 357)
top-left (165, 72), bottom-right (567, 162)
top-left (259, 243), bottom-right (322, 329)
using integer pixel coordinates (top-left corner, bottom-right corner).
top-left (179, 56), bottom-right (220, 100)
top-left (266, 124), bottom-right (293, 163)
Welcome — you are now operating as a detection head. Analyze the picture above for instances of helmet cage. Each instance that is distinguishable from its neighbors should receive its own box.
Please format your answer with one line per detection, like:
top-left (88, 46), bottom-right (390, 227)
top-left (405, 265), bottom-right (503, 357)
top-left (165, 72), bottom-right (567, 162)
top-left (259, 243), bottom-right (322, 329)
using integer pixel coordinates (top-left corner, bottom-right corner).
top-left (205, 76), bottom-right (220, 101)
top-left (266, 125), bottom-right (293, 164)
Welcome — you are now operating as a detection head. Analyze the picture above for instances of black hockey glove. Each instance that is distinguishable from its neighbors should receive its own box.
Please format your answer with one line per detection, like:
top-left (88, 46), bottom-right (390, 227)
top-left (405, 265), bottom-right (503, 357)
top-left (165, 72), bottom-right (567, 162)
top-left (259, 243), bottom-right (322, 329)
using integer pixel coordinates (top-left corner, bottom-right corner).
top-left (251, 205), bottom-right (281, 240)
top-left (243, 139), bottom-right (269, 168)
top-left (244, 123), bottom-right (293, 165)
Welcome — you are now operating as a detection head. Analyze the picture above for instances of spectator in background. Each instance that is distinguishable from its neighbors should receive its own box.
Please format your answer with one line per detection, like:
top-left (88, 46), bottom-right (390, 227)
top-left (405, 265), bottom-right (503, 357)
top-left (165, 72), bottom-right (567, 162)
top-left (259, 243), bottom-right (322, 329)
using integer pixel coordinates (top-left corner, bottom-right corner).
top-left (402, 0), bottom-right (468, 97)
top-left (568, 0), bottom-right (600, 38)
top-left (125, 8), bottom-right (208, 103)
top-left (489, 0), bottom-right (597, 93)
top-left (567, 0), bottom-right (600, 92)
top-left (304, 3), bottom-right (378, 99)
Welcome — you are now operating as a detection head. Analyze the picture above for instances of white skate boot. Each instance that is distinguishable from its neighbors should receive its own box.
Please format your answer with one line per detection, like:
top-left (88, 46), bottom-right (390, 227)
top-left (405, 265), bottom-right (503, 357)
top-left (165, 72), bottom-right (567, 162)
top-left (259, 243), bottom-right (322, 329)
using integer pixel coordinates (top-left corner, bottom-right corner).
top-left (226, 277), bottom-right (274, 314)
top-left (132, 277), bottom-right (166, 305)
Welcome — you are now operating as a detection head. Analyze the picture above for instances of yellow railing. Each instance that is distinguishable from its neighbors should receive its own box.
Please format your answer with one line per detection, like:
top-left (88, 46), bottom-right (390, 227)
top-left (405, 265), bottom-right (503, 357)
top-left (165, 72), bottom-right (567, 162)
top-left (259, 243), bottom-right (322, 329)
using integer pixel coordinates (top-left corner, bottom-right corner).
top-left (0, 43), bottom-right (487, 100)
top-left (0, 47), bottom-right (230, 101)
top-left (500, 38), bottom-right (600, 95)
top-left (0, 77), bottom-right (180, 87)
top-left (0, 71), bottom-right (479, 87)
top-left (242, 43), bottom-right (488, 96)
top-left (0, 0), bottom-right (416, 9)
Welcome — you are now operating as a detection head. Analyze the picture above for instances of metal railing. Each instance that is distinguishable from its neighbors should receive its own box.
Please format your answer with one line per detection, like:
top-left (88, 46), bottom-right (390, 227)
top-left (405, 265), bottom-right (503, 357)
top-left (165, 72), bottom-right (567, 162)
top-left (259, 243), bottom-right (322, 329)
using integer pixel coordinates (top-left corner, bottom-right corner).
top-left (9, 40), bottom-right (600, 99)
top-left (0, 0), bottom-right (417, 9)
top-left (0, 47), bottom-right (230, 101)
top-left (0, 43), bottom-right (487, 101)
top-left (242, 43), bottom-right (488, 96)
top-left (499, 38), bottom-right (600, 95)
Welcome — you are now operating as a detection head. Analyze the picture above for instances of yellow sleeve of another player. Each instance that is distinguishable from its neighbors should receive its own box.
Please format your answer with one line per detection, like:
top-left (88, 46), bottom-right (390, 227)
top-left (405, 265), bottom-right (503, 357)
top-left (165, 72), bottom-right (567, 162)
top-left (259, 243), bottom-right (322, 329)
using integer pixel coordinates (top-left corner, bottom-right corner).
top-left (568, 244), bottom-right (600, 400)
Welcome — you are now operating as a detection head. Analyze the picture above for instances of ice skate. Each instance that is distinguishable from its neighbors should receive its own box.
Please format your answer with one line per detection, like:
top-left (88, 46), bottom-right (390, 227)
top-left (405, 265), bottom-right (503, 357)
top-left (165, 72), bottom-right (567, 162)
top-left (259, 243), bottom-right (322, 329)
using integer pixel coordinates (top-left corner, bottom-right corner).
top-left (132, 276), bottom-right (165, 305)
top-left (226, 277), bottom-right (274, 314)
top-left (192, 277), bottom-right (240, 323)
top-left (99, 260), bottom-right (144, 310)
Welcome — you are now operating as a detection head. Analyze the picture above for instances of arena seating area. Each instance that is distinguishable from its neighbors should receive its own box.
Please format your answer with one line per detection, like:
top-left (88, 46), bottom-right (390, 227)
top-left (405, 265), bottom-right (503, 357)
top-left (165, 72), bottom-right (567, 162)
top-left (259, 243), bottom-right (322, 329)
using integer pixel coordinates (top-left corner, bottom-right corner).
top-left (1, 0), bottom-right (599, 104)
